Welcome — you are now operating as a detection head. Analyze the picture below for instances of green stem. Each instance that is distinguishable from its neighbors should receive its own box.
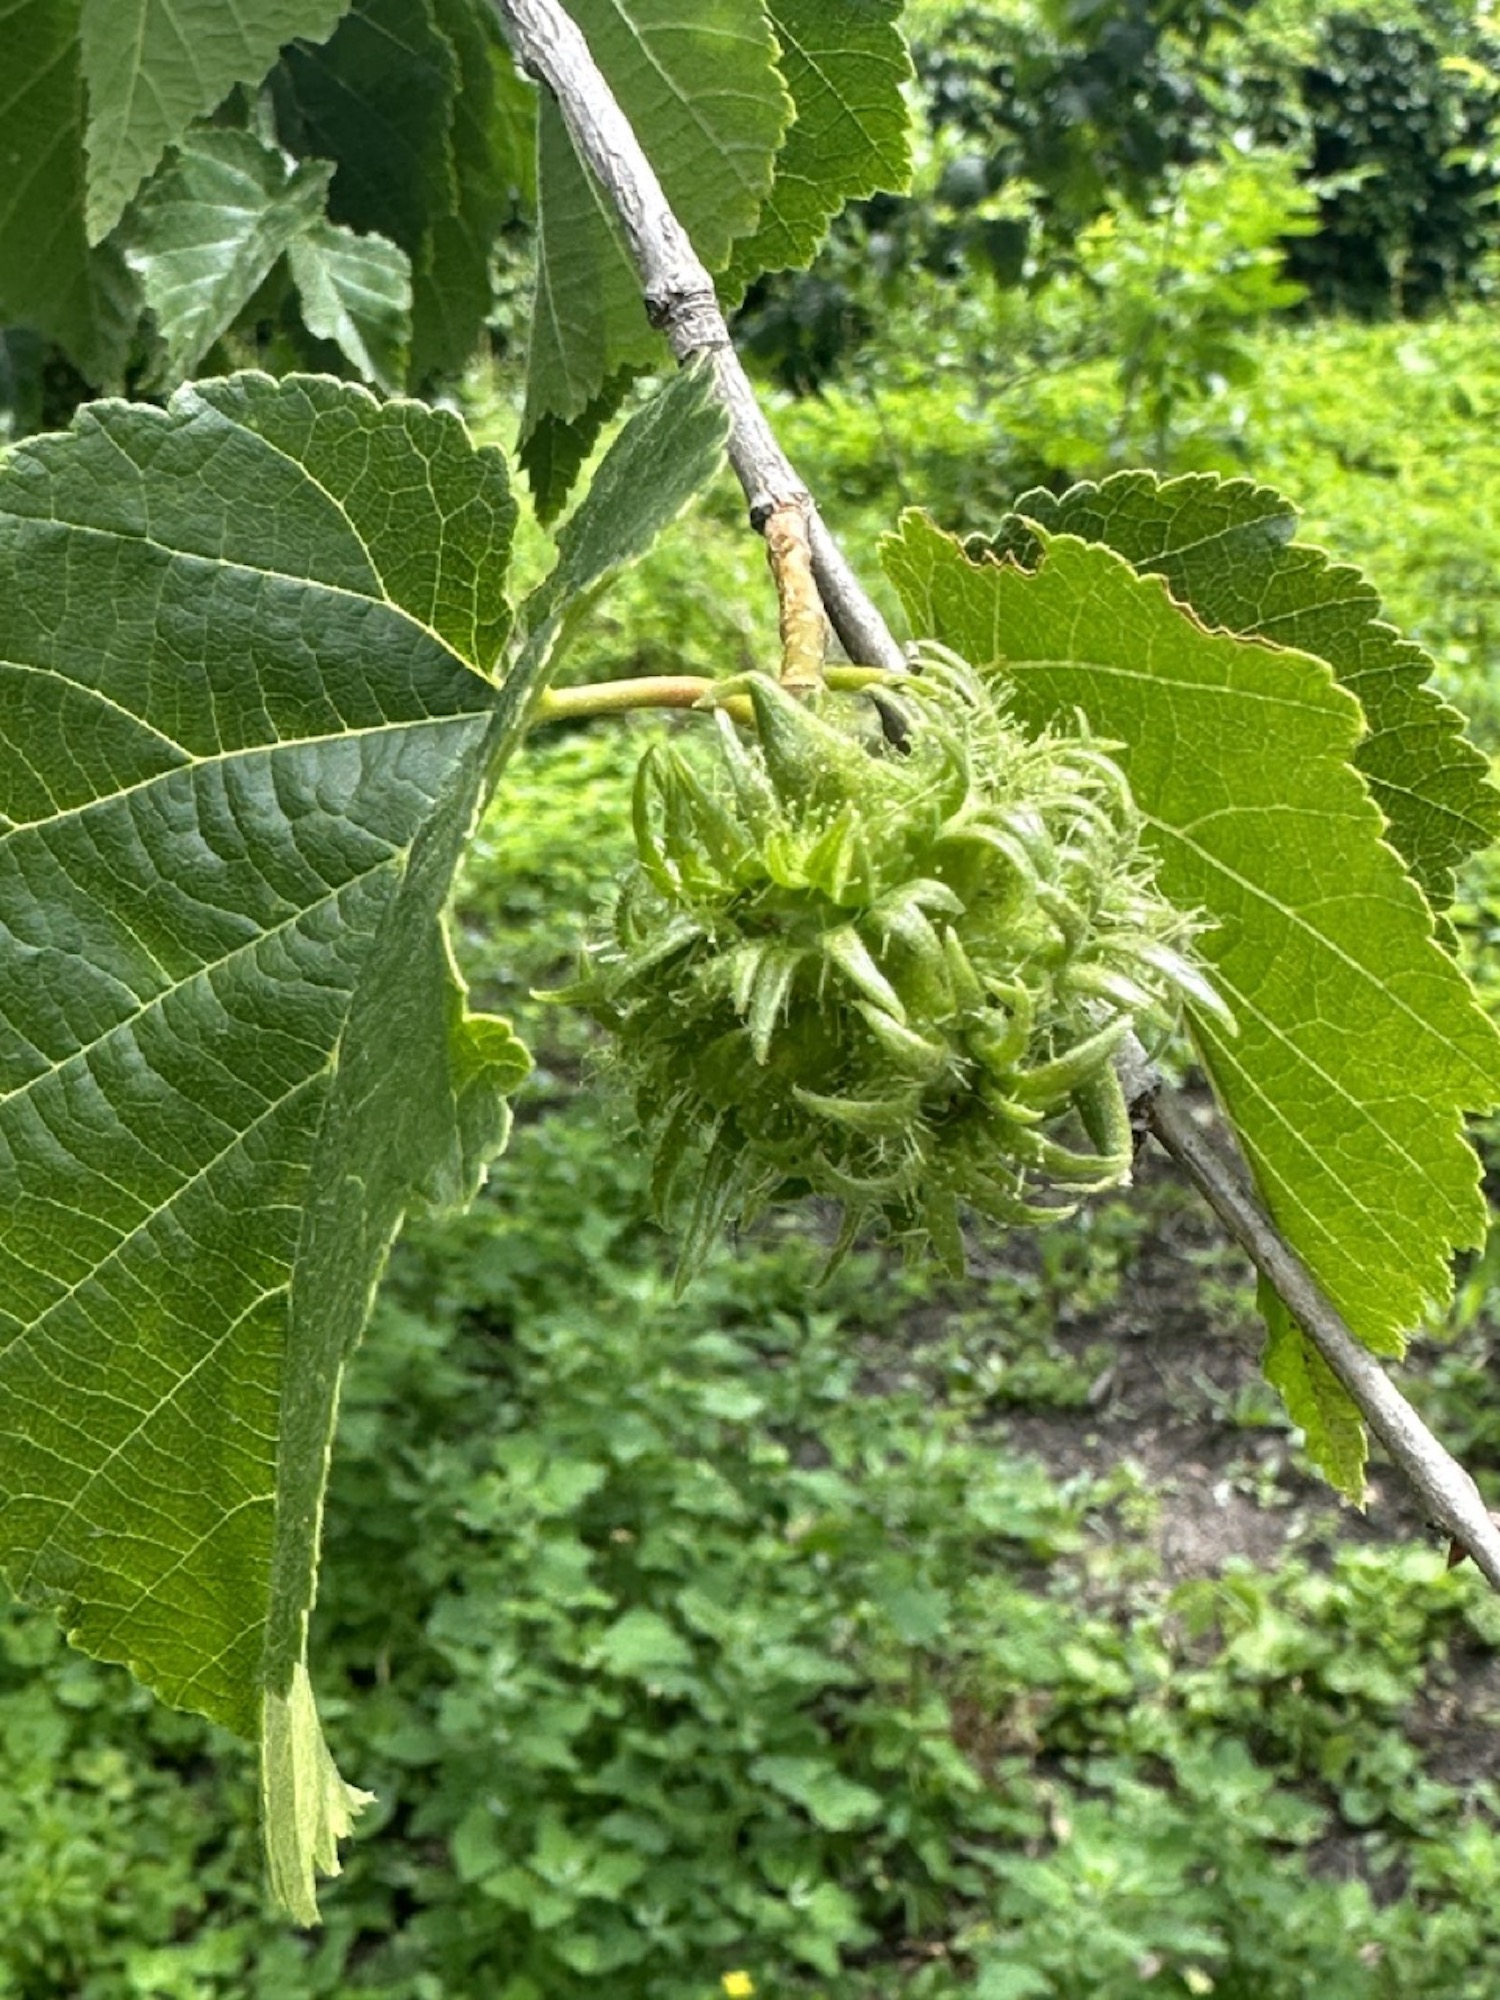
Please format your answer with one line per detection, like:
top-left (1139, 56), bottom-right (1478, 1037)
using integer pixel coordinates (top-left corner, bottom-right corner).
top-left (530, 665), bottom-right (906, 731)
top-left (532, 676), bottom-right (715, 724)
top-left (824, 665), bottom-right (902, 694)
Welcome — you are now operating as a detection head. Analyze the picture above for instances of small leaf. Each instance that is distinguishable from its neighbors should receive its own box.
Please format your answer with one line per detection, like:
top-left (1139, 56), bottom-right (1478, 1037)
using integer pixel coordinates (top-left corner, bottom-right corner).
top-left (1259, 1278), bottom-right (1368, 1502)
top-left (80, 0), bottom-right (352, 241)
top-left (287, 218), bottom-right (413, 391)
top-left (121, 127), bottom-right (334, 384)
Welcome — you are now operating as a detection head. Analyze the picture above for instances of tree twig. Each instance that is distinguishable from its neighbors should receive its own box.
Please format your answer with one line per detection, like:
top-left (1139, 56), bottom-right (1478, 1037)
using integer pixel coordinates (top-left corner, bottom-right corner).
top-left (490, 0), bottom-right (907, 673)
top-left (1143, 1063), bottom-right (1500, 1591)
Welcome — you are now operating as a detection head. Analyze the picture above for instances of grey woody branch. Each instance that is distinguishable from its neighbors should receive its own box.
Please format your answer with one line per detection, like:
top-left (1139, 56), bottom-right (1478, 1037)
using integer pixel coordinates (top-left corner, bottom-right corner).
top-left (491, 0), bottom-right (906, 674)
top-left (1144, 1065), bottom-right (1500, 1591)
top-left (492, 0), bottom-right (1500, 1589)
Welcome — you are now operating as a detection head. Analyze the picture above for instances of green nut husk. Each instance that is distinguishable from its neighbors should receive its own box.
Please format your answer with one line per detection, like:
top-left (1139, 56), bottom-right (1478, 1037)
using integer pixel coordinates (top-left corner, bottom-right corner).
top-left (562, 646), bottom-right (1227, 1281)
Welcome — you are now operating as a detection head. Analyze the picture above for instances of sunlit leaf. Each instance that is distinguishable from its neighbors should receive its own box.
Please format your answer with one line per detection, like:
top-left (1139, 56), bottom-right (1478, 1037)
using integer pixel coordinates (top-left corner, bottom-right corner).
top-left (885, 512), bottom-right (1500, 1356)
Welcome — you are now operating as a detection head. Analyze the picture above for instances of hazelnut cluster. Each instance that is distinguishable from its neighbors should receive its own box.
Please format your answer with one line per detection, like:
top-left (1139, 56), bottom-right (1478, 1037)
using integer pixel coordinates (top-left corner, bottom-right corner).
top-left (565, 649), bottom-right (1223, 1275)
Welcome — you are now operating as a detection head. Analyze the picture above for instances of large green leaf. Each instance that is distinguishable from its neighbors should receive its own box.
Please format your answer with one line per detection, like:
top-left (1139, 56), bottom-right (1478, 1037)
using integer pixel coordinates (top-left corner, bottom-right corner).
top-left (120, 128), bottom-right (336, 384)
top-left (975, 472), bottom-right (1499, 911)
top-left (0, 374), bottom-right (524, 1920)
top-left (0, 364), bottom-right (727, 1917)
top-left (722, 0), bottom-right (913, 299)
top-left (79, 0), bottom-right (352, 242)
top-left (884, 513), bottom-right (1500, 1356)
top-left (519, 0), bottom-right (790, 514)
top-left (0, 0), bottom-right (138, 383)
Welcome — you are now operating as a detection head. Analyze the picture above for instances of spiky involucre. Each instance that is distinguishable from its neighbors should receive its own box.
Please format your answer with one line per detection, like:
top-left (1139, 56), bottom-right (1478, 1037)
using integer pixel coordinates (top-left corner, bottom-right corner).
top-left (569, 649), bottom-right (1223, 1276)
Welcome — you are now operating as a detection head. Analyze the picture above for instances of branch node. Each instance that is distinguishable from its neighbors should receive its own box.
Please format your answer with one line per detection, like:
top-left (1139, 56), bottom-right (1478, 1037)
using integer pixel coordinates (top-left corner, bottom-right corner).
top-left (645, 284), bottom-right (729, 353)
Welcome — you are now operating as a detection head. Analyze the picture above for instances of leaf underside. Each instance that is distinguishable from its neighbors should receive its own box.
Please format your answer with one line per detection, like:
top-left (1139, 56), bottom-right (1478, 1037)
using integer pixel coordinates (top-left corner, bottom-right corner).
top-left (883, 511), bottom-right (1500, 1359)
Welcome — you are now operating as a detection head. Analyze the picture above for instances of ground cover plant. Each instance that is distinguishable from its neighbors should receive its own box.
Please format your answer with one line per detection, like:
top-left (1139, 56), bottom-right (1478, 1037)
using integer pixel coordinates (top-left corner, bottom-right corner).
top-left (3, 0), bottom-right (1500, 1977)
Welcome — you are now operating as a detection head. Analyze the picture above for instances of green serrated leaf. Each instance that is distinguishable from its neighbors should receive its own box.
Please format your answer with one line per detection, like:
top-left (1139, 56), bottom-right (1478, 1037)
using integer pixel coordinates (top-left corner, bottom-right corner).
top-left (273, 0), bottom-right (460, 268)
top-left (288, 219), bottom-right (413, 391)
top-left (0, 0), bottom-right (139, 383)
top-left (121, 127), bottom-right (334, 385)
top-left (0, 374), bottom-right (536, 1917)
top-left (721, 0), bottom-right (914, 301)
top-left (79, 0), bottom-right (351, 242)
top-left (414, 0), bottom-right (511, 379)
top-left (751, 1754), bottom-right (883, 1831)
top-left (520, 0), bottom-right (790, 513)
top-left (976, 471), bottom-right (1499, 911)
top-left (1259, 1277), bottom-right (1368, 1502)
top-left (884, 512), bottom-right (1500, 1354)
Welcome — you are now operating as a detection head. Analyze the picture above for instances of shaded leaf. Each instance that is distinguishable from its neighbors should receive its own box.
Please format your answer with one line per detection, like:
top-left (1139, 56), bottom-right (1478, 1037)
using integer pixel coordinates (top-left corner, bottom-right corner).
top-left (274, 0), bottom-right (513, 384)
top-left (414, 0), bottom-right (512, 379)
top-left (0, 0), bottom-right (138, 383)
top-left (884, 513), bottom-right (1500, 1355)
top-left (273, 0), bottom-right (459, 267)
top-left (976, 471), bottom-right (1499, 911)
top-left (79, 0), bottom-right (351, 241)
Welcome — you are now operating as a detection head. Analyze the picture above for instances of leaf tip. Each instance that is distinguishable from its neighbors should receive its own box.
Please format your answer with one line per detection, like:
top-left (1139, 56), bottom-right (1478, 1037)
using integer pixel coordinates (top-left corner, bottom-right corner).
top-left (261, 1663), bottom-right (375, 1927)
